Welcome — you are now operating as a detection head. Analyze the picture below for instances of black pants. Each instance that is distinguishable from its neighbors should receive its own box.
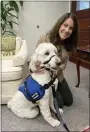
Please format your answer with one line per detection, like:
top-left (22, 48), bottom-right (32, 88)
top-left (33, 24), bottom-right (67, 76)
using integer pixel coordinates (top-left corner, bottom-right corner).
top-left (56, 78), bottom-right (73, 108)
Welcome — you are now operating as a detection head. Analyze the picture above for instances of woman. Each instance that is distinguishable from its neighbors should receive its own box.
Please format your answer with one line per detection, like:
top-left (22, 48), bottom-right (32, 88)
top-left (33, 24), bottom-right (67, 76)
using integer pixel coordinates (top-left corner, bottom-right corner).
top-left (37, 13), bottom-right (79, 108)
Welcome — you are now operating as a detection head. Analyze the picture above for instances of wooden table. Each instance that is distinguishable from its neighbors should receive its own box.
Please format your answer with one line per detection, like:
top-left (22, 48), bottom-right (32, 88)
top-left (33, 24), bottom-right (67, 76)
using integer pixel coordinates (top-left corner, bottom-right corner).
top-left (76, 45), bottom-right (90, 87)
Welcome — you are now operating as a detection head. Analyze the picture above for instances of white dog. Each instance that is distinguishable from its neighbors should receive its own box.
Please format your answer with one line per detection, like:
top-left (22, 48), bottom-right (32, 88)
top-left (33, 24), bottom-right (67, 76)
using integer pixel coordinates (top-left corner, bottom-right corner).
top-left (7, 43), bottom-right (63, 127)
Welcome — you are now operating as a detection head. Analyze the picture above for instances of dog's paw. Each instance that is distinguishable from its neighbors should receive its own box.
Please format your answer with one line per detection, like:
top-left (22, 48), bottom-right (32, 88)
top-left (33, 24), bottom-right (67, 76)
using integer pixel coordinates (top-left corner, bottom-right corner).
top-left (51, 119), bottom-right (60, 127)
top-left (59, 108), bottom-right (63, 114)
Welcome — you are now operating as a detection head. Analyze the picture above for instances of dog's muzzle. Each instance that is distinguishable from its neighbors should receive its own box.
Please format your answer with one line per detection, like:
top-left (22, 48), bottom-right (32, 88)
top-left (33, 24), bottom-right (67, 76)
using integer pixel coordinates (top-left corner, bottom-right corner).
top-left (43, 55), bottom-right (61, 65)
top-left (43, 55), bottom-right (56, 64)
top-left (43, 55), bottom-right (61, 69)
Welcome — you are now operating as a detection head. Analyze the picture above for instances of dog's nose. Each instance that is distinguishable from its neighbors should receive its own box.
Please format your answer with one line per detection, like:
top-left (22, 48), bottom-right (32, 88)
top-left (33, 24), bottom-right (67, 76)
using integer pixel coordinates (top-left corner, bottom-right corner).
top-left (56, 61), bottom-right (61, 66)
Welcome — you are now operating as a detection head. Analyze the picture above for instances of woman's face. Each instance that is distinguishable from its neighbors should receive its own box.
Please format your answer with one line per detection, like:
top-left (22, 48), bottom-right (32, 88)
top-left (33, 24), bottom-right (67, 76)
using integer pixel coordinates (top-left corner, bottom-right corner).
top-left (59, 18), bottom-right (74, 40)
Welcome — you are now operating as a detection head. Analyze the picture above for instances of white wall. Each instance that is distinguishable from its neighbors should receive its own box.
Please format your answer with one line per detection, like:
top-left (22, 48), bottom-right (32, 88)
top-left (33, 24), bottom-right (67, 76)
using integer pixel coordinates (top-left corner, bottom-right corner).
top-left (18, 1), bottom-right (70, 59)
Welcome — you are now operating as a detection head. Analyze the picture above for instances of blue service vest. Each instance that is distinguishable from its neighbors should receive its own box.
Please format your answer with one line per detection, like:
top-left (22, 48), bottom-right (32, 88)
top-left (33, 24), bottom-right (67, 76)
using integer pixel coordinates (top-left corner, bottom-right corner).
top-left (19, 76), bottom-right (45, 102)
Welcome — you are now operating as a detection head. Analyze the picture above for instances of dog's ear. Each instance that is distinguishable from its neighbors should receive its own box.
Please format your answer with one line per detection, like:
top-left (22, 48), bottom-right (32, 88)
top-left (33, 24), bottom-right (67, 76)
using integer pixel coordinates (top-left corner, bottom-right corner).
top-left (29, 53), bottom-right (41, 72)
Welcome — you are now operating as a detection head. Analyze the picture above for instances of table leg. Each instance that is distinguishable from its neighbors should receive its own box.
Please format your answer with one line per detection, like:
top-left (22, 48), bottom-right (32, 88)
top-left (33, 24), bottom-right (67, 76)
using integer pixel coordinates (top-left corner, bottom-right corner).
top-left (75, 60), bottom-right (80, 87)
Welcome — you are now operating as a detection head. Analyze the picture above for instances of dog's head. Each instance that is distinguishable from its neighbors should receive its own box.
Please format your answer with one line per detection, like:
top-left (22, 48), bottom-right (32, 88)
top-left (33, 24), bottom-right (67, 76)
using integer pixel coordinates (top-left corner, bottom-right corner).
top-left (29, 43), bottom-right (61, 73)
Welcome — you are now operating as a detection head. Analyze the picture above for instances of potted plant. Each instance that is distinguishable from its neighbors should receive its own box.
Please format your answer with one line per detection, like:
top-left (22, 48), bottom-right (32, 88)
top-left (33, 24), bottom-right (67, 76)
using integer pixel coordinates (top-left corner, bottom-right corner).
top-left (1, 0), bottom-right (23, 36)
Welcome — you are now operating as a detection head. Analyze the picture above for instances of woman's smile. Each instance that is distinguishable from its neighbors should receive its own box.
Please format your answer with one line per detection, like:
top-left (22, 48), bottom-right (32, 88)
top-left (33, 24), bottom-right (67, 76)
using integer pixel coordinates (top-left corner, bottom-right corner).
top-left (59, 18), bottom-right (74, 40)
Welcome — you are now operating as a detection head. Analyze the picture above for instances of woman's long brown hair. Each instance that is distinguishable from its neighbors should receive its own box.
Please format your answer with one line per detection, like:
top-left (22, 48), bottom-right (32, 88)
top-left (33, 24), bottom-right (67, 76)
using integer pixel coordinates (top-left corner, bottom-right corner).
top-left (49, 13), bottom-right (79, 52)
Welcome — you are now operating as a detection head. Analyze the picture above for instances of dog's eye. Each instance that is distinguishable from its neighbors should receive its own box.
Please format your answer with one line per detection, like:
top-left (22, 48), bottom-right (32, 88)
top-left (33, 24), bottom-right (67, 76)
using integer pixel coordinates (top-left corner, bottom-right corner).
top-left (45, 51), bottom-right (49, 56)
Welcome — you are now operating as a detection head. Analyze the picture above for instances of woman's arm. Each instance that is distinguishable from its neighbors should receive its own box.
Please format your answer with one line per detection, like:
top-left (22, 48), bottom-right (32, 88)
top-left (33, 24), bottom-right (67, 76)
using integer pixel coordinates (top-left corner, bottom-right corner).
top-left (59, 57), bottom-right (68, 71)
top-left (58, 50), bottom-right (69, 71)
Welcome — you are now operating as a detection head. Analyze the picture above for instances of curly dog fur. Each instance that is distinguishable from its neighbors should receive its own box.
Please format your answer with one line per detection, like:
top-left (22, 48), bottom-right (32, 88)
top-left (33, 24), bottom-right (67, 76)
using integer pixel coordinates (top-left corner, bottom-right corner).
top-left (7, 43), bottom-right (63, 127)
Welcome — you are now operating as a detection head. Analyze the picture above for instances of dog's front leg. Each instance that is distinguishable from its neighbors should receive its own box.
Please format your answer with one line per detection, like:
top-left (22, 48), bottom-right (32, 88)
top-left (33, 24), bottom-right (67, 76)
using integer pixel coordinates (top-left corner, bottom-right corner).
top-left (38, 98), bottom-right (60, 127)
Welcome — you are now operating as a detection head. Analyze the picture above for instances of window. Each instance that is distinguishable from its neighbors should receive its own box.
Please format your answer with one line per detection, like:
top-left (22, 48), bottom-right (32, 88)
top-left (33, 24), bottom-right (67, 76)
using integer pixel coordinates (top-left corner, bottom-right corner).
top-left (76, 1), bottom-right (89, 11)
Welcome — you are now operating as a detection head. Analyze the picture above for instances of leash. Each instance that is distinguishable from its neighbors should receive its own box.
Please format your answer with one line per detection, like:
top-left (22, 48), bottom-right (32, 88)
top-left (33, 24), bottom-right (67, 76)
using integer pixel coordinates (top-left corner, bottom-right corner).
top-left (43, 76), bottom-right (57, 89)
top-left (52, 84), bottom-right (70, 132)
